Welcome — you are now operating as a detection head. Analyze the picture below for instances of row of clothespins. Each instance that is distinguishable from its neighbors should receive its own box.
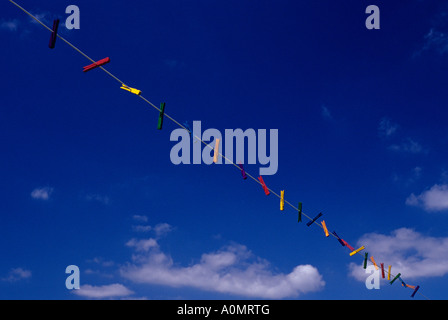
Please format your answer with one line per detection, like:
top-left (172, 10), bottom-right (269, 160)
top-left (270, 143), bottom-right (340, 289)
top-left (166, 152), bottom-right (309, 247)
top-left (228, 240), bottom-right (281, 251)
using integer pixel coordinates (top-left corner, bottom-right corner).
top-left (47, 17), bottom-right (421, 299)
top-left (48, 18), bottom-right (168, 130)
top-left (239, 164), bottom-right (421, 298)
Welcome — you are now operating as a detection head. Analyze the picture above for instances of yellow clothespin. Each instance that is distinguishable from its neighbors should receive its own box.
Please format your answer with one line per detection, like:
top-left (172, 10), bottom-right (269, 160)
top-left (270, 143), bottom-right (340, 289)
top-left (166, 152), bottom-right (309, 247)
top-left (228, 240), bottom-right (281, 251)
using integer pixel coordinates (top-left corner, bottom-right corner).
top-left (120, 84), bottom-right (141, 96)
top-left (280, 190), bottom-right (285, 211)
top-left (349, 246), bottom-right (365, 256)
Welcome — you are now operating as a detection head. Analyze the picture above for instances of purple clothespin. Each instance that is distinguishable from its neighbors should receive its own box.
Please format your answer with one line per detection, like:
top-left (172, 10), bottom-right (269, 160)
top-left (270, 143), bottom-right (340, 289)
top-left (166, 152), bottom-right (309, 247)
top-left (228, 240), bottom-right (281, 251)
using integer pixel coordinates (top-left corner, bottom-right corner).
top-left (410, 285), bottom-right (420, 298)
top-left (49, 19), bottom-right (60, 49)
top-left (238, 163), bottom-right (247, 180)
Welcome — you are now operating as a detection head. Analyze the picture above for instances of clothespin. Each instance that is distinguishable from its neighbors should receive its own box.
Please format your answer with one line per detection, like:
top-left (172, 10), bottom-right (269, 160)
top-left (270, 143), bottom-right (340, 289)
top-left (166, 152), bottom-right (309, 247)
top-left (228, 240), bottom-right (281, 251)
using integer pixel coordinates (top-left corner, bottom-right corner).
top-left (410, 285), bottom-right (420, 298)
top-left (363, 252), bottom-right (368, 269)
top-left (390, 273), bottom-right (401, 285)
top-left (380, 263), bottom-right (385, 279)
top-left (306, 212), bottom-right (323, 227)
top-left (321, 220), bottom-right (329, 237)
top-left (349, 245), bottom-right (365, 256)
top-left (387, 265), bottom-right (392, 281)
top-left (48, 19), bottom-right (60, 49)
top-left (341, 239), bottom-right (355, 251)
top-left (370, 256), bottom-right (379, 270)
top-left (298, 202), bottom-right (302, 222)
top-left (258, 176), bottom-right (270, 195)
top-left (183, 121), bottom-right (192, 137)
top-left (332, 231), bottom-right (345, 247)
top-left (213, 139), bottom-right (220, 163)
top-left (238, 164), bottom-right (247, 180)
top-left (83, 57), bottom-right (111, 72)
top-left (399, 276), bottom-right (406, 287)
top-left (280, 190), bottom-right (285, 211)
top-left (157, 102), bottom-right (166, 130)
top-left (120, 84), bottom-right (141, 96)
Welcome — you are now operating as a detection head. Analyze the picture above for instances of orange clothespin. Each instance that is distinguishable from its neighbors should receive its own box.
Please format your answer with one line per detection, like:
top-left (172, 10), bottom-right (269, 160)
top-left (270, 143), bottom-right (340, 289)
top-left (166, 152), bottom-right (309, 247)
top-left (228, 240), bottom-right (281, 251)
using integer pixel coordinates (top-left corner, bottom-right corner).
top-left (321, 220), bottom-right (329, 237)
top-left (370, 256), bottom-right (379, 270)
top-left (213, 139), bottom-right (220, 163)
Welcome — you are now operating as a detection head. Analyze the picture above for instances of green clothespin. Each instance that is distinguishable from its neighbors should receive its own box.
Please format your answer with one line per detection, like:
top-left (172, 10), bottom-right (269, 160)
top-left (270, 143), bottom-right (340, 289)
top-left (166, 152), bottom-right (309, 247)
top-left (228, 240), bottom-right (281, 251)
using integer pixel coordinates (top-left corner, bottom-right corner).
top-left (363, 252), bottom-right (368, 269)
top-left (157, 102), bottom-right (166, 130)
top-left (390, 273), bottom-right (401, 285)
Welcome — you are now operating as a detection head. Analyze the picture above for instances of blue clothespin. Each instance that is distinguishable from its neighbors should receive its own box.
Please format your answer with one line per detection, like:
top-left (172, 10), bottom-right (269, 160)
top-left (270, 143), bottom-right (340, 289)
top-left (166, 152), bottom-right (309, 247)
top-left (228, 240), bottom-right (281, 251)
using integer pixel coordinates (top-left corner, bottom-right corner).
top-left (332, 231), bottom-right (345, 246)
top-left (183, 121), bottom-right (192, 137)
top-left (306, 212), bottom-right (323, 227)
top-left (411, 285), bottom-right (420, 298)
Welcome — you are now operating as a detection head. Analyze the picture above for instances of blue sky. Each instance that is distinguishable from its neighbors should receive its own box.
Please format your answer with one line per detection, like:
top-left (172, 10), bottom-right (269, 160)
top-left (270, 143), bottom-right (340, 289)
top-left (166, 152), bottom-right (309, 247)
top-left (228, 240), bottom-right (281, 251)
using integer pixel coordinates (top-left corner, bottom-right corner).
top-left (1, 0), bottom-right (448, 300)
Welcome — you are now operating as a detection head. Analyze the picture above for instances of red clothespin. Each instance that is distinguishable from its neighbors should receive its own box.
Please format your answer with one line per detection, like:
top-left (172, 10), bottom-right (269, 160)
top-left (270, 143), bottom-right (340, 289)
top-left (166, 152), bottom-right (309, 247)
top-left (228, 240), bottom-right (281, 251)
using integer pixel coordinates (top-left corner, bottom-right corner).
top-left (341, 239), bottom-right (355, 251)
top-left (258, 176), bottom-right (270, 195)
top-left (83, 57), bottom-right (111, 72)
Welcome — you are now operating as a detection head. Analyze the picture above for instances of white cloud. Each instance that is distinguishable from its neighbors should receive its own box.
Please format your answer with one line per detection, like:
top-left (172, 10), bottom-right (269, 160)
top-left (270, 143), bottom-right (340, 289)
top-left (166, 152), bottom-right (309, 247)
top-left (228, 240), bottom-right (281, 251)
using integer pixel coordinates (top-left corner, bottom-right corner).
top-left (1, 268), bottom-right (32, 282)
top-left (132, 215), bottom-right (148, 222)
top-left (406, 184), bottom-right (448, 212)
top-left (30, 187), bottom-right (53, 200)
top-left (73, 284), bottom-right (134, 299)
top-left (126, 238), bottom-right (158, 252)
top-left (132, 225), bottom-right (152, 232)
top-left (349, 228), bottom-right (448, 281)
top-left (131, 221), bottom-right (173, 236)
top-left (120, 240), bottom-right (325, 299)
top-left (421, 28), bottom-right (448, 55)
top-left (85, 194), bottom-right (110, 205)
top-left (378, 117), bottom-right (398, 138)
top-left (0, 19), bottom-right (20, 32)
top-left (388, 138), bottom-right (425, 154)
top-left (153, 223), bottom-right (173, 237)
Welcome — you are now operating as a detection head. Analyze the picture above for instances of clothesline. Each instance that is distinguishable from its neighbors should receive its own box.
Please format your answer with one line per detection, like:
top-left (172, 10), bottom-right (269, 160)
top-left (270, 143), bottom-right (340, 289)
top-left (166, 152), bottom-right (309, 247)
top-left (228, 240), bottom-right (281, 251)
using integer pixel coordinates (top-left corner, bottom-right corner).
top-left (8, 0), bottom-right (429, 300)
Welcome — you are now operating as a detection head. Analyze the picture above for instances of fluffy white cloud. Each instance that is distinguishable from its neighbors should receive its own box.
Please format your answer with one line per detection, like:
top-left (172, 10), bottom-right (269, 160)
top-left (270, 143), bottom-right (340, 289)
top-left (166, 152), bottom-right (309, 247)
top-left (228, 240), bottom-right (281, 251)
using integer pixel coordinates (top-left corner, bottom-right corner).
top-left (120, 240), bottom-right (325, 299)
top-left (1, 267), bottom-right (32, 282)
top-left (406, 184), bottom-right (448, 212)
top-left (30, 187), bottom-right (53, 200)
top-left (73, 284), bottom-right (134, 299)
top-left (126, 238), bottom-right (158, 252)
top-left (349, 228), bottom-right (448, 281)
